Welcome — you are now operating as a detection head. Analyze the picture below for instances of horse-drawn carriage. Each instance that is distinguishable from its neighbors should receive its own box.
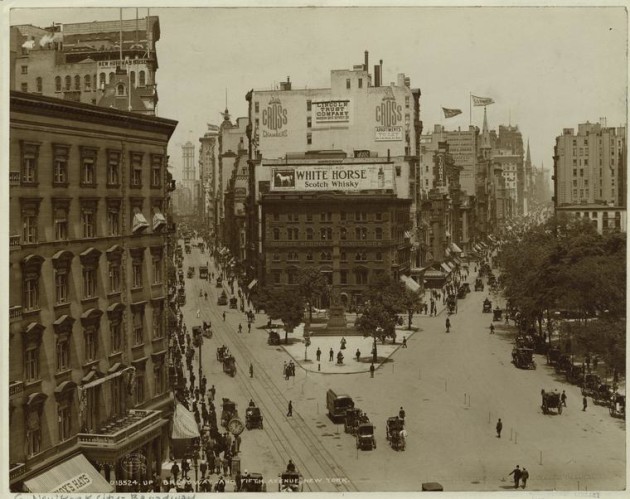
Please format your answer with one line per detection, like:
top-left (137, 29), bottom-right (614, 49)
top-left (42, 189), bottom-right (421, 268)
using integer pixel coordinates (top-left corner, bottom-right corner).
top-left (581, 373), bottom-right (602, 397)
top-left (177, 286), bottom-right (186, 306)
top-left (356, 423), bottom-right (376, 450)
top-left (386, 416), bottom-right (405, 451)
top-left (229, 297), bottom-right (238, 309)
top-left (554, 353), bottom-right (572, 374)
top-left (541, 389), bottom-right (563, 415)
top-left (344, 408), bottom-right (363, 435)
top-left (221, 398), bottom-right (238, 428)
top-left (546, 346), bottom-right (561, 365)
top-left (240, 472), bottom-right (265, 492)
top-left (187, 266), bottom-right (195, 278)
top-left (474, 278), bottom-right (484, 291)
top-left (565, 362), bottom-right (585, 385)
top-left (512, 347), bottom-right (536, 369)
top-left (223, 355), bottom-right (236, 377)
top-left (217, 290), bottom-right (228, 306)
top-left (216, 345), bottom-right (230, 361)
top-left (482, 298), bottom-right (492, 313)
top-left (267, 330), bottom-right (281, 346)
top-left (457, 283), bottom-right (470, 299)
top-left (245, 405), bottom-right (264, 430)
top-left (610, 392), bottom-right (626, 419)
top-left (492, 308), bottom-right (503, 321)
top-left (592, 383), bottom-right (614, 406)
top-left (215, 276), bottom-right (223, 288)
top-left (487, 273), bottom-right (497, 287)
top-left (278, 470), bottom-right (304, 492)
top-left (446, 295), bottom-right (457, 314)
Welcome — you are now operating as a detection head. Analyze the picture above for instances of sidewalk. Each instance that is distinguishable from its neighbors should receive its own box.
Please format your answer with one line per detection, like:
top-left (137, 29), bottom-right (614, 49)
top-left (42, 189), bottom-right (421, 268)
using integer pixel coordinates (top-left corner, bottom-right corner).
top-left (281, 325), bottom-right (414, 374)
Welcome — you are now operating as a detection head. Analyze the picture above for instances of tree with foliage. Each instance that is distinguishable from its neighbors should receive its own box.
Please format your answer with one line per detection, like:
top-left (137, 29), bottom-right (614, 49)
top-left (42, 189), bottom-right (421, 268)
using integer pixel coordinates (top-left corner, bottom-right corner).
top-left (296, 268), bottom-right (329, 322)
top-left (401, 287), bottom-right (424, 330)
top-left (263, 287), bottom-right (305, 345)
top-left (355, 274), bottom-right (409, 361)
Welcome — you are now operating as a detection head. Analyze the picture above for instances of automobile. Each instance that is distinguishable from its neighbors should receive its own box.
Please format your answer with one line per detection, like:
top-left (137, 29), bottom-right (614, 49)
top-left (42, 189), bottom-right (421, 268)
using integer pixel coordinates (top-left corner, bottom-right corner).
top-left (278, 471), bottom-right (303, 492)
top-left (229, 297), bottom-right (238, 309)
top-left (474, 278), bottom-right (484, 291)
top-left (565, 363), bottom-right (585, 385)
top-left (223, 355), bottom-right (236, 377)
top-left (610, 392), bottom-right (626, 420)
top-left (512, 347), bottom-right (536, 369)
top-left (344, 408), bottom-right (363, 435)
top-left (199, 265), bottom-right (209, 280)
top-left (541, 389), bottom-right (563, 415)
top-left (386, 416), bottom-right (405, 450)
top-left (356, 423), bottom-right (376, 450)
top-left (326, 389), bottom-right (354, 423)
top-left (187, 266), bottom-right (195, 278)
top-left (245, 406), bottom-right (264, 430)
top-left (592, 383), bottom-right (614, 406)
top-left (240, 472), bottom-right (265, 492)
top-left (493, 308), bottom-right (503, 321)
top-left (482, 298), bottom-right (492, 313)
top-left (217, 290), bottom-right (228, 306)
top-left (581, 373), bottom-right (602, 397)
top-left (221, 398), bottom-right (238, 427)
top-left (267, 331), bottom-right (281, 346)
top-left (216, 277), bottom-right (223, 288)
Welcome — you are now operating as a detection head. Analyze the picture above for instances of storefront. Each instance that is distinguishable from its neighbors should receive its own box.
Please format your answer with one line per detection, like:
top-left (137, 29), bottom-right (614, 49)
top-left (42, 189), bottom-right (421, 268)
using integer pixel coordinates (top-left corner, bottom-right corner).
top-left (23, 454), bottom-right (114, 493)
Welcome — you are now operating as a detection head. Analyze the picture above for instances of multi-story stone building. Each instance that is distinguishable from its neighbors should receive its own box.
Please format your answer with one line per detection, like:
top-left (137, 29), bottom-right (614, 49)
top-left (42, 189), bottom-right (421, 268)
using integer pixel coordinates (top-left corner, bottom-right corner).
top-left (11, 15), bottom-right (160, 114)
top-left (553, 121), bottom-right (626, 208)
top-left (9, 91), bottom-right (177, 493)
top-left (245, 54), bottom-right (422, 292)
top-left (198, 124), bottom-right (219, 238)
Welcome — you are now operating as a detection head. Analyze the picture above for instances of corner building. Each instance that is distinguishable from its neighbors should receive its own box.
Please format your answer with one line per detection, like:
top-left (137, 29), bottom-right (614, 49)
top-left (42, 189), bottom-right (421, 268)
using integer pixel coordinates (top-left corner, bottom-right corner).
top-left (246, 55), bottom-right (422, 298)
top-left (9, 91), bottom-right (177, 493)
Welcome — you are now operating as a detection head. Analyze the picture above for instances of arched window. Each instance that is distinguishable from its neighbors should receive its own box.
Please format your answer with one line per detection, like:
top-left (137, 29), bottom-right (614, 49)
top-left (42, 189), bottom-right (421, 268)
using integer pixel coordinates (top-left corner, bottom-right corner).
top-left (84, 74), bottom-right (91, 90)
top-left (74, 75), bottom-right (80, 90)
top-left (55, 76), bottom-right (61, 92)
top-left (139, 70), bottom-right (146, 86)
top-left (36, 77), bottom-right (43, 93)
top-left (99, 73), bottom-right (106, 88)
top-left (65, 75), bottom-right (71, 90)
top-left (116, 84), bottom-right (126, 96)
top-left (108, 72), bottom-right (115, 84)
top-left (130, 71), bottom-right (135, 87)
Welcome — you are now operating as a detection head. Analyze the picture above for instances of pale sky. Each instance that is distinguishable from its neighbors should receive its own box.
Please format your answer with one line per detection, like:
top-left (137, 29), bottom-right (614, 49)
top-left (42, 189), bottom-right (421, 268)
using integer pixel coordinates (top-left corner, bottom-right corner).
top-left (7, 3), bottom-right (628, 181)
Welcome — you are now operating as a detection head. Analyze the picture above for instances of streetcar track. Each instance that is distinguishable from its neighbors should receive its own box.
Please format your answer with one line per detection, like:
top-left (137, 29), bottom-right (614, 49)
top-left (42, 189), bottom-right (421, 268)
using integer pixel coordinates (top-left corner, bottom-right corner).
top-left (184, 254), bottom-right (356, 492)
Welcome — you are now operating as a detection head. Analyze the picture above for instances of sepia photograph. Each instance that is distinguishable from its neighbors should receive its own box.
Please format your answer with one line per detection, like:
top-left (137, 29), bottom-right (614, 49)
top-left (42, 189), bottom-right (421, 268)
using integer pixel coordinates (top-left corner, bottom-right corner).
top-left (3, 1), bottom-right (627, 495)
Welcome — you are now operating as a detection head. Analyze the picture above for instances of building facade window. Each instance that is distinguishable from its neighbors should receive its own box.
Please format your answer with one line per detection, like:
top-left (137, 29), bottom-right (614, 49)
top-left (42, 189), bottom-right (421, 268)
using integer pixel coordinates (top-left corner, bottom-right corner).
top-left (23, 275), bottom-right (39, 311)
top-left (55, 76), bottom-right (61, 92)
top-left (52, 144), bottom-right (69, 185)
top-left (54, 269), bottom-right (68, 305)
top-left (99, 72), bottom-right (106, 88)
top-left (110, 321), bottom-right (122, 353)
top-left (130, 71), bottom-right (136, 86)
top-left (130, 152), bottom-right (143, 187)
top-left (23, 208), bottom-right (39, 244)
top-left (154, 363), bottom-right (165, 396)
top-left (108, 262), bottom-right (121, 294)
top-left (20, 81), bottom-right (27, 91)
top-left (152, 302), bottom-right (163, 339)
top-left (273, 228), bottom-right (280, 241)
top-left (21, 141), bottom-right (40, 184)
top-left (57, 403), bottom-right (72, 442)
top-left (25, 344), bottom-right (40, 382)
top-left (306, 100), bottom-right (312, 111)
top-left (56, 337), bottom-right (70, 371)
top-left (82, 267), bottom-right (97, 299)
top-left (133, 310), bottom-right (144, 345)
top-left (132, 260), bottom-right (143, 288)
top-left (116, 83), bottom-right (126, 96)
top-left (36, 77), bottom-right (43, 92)
top-left (307, 116), bottom-right (312, 128)
top-left (288, 228), bottom-right (299, 240)
top-left (80, 147), bottom-right (98, 186)
top-left (74, 75), bottom-right (80, 90)
top-left (107, 202), bottom-right (121, 236)
top-left (320, 228), bottom-right (333, 240)
top-left (346, 78), bottom-right (351, 89)
top-left (106, 150), bottom-right (121, 186)
top-left (84, 327), bottom-right (98, 362)
top-left (306, 228), bottom-right (313, 240)
top-left (84, 74), bottom-right (91, 91)
top-left (65, 75), bottom-right (71, 90)
top-left (375, 227), bottom-right (383, 240)
top-left (150, 154), bottom-right (163, 188)
top-left (26, 409), bottom-right (42, 457)
top-left (307, 133), bottom-right (312, 145)
top-left (340, 270), bottom-right (348, 284)
top-left (81, 206), bottom-right (96, 238)
top-left (135, 371), bottom-right (145, 405)
top-left (255, 101), bottom-right (260, 113)
top-left (139, 71), bottom-right (146, 86)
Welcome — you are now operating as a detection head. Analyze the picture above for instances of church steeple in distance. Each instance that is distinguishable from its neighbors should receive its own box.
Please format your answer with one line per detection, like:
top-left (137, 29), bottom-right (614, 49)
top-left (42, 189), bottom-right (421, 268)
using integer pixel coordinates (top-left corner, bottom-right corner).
top-left (480, 106), bottom-right (492, 157)
top-left (526, 139), bottom-right (532, 169)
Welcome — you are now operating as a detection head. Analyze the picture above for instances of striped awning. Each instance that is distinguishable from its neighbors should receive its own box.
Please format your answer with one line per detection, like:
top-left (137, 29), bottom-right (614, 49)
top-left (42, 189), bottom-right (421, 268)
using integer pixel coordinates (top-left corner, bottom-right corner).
top-left (400, 275), bottom-right (421, 292)
top-left (24, 454), bottom-right (113, 493)
top-left (172, 402), bottom-right (200, 440)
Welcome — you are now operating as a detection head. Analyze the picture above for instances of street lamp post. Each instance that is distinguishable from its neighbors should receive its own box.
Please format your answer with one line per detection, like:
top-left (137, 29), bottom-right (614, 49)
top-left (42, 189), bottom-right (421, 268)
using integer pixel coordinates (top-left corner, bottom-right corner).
top-left (373, 327), bottom-right (383, 364)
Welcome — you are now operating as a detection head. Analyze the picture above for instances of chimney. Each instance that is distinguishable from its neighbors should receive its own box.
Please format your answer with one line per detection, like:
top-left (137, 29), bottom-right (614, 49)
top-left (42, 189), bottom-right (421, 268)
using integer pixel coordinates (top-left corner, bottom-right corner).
top-left (374, 65), bottom-right (380, 87)
top-left (364, 50), bottom-right (369, 72)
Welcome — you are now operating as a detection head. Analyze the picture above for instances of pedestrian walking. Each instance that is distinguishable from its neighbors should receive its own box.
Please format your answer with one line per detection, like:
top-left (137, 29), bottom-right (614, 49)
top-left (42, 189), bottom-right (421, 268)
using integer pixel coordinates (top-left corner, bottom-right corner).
top-left (355, 348), bottom-right (361, 362)
top-left (561, 390), bottom-right (567, 407)
top-left (402, 337), bottom-right (407, 348)
top-left (197, 309), bottom-right (201, 318)
top-left (235, 471), bottom-right (242, 492)
top-left (316, 348), bottom-right (321, 362)
top-left (490, 323), bottom-right (495, 334)
top-left (583, 395), bottom-right (588, 411)
top-left (200, 460), bottom-right (208, 478)
top-left (496, 418), bottom-right (503, 438)
top-left (216, 476), bottom-right (226, 492)
top-left (399, 406), bottom-right (406, 422)
top-left (508, 465), bottom-right (521, 489)
top-left (238, 324), bottom-right (242, 334)
top-left (521, 467), bottom-right (529, 489)
top-left (249, 363), bottom-right (254, 378)
top-left (585, 352), bottom-right (591, 371)
top-left (235, 433), bottom-right (241, 453)
top-left (329, 348), bottom-right (334, 362)
top-left (283, 361), bottom-right (288, 379)
top-left (209, 384), bottom-right (216, 401)
top-left (287, 400), bottom-right (293, 417)
top-left (222, 311), bottom-right (226, 321)
top-left (248, 323), bottom-right (251, 333)
top-left (171, 462), bottom-right (180, 483)
top-left (370, 363), bottom-right (375, 378)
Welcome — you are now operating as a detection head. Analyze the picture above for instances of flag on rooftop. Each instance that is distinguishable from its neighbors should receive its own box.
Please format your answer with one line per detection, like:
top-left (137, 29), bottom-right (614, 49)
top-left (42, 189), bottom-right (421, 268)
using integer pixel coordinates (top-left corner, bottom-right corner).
top-left (442, 107), bottom-right (463, 119)
top-left (472, 95), bottom-right (495, 106)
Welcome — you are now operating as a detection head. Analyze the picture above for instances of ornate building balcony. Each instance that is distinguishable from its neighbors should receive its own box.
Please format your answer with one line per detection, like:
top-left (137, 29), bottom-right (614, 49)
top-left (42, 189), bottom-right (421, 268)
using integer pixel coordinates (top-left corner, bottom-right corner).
top-left (10, 235), bottom-right (21, 250)
top-left (9, 380), bottom-right (24, 398)
top-left (9, 306), bottom-right (22, 323)
top-left (77, 409), bottom-right (162, 448)
top-left (9, 462), bottom-right (26, 481)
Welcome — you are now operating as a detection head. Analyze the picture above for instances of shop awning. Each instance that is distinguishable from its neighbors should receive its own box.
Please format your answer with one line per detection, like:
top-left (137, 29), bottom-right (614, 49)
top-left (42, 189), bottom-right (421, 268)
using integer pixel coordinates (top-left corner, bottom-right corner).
top-left (24, 454), bottom-right (114, 493)
top-left (449, 242), bottom-right (463, 254)
top-left (247, 279), bottom-right (258, 290)
top-left (440, 263), bottom-right (452, 274)
top-left (172, 402), bottom-right (200, 440)
top-left (400, 275), bottom-right (421, 293)
top-left (424, 270), bottom-right (446, 279)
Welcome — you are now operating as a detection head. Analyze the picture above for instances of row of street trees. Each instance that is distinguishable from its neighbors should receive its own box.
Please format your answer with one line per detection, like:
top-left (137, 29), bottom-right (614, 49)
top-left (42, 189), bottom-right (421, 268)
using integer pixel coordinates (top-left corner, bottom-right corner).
top-left (250, 269), bottom-right (424, 351)
top-left (497, 214), bottom-right (626, 377)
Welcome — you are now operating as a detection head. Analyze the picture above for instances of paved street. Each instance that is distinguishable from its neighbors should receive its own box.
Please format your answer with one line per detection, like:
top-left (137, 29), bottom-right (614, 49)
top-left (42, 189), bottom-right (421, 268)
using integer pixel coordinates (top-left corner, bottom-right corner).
top-left (181, 241), bottom-right (625, 492)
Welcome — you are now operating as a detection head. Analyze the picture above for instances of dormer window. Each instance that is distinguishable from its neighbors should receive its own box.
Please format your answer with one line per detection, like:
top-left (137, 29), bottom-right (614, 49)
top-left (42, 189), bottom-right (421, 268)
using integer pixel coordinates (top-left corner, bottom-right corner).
top-left (116, 84), bottom-right (126, 96)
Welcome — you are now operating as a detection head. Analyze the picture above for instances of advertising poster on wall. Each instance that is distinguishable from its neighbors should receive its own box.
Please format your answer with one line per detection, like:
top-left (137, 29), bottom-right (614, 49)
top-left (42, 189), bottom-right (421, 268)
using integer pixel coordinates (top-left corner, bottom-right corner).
top-left (271, 164), bottom-right (393, 191)
top-left (312, 100), bottom-right (351, 125)
top-left (375, 125), bottom-right (404, 141)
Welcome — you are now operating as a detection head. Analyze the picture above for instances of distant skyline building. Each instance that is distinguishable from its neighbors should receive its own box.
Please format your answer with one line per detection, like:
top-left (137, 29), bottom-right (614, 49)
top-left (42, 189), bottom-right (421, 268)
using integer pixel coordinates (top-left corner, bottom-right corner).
top-left (10, 15), bottom-right (161, 115)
